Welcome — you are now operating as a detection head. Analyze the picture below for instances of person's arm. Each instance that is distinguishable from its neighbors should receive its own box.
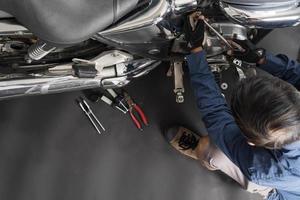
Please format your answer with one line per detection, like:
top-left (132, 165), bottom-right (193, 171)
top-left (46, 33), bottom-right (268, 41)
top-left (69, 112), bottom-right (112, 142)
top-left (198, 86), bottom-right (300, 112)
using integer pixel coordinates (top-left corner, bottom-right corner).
top-left (259, 53), bottom-right (300, 89)
top-left (186, 51), bottom-right (300, 192)
top-left (186, 50), bottom-right (248, 165)
top-left (226, 39), bottom-right (300, 89)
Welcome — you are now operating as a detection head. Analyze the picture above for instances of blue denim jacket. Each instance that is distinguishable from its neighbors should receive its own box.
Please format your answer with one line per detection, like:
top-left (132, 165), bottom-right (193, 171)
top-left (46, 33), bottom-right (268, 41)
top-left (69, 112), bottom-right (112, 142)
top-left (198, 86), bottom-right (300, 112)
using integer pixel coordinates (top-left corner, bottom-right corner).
top-left (186, 51), bottom-right (300, 200)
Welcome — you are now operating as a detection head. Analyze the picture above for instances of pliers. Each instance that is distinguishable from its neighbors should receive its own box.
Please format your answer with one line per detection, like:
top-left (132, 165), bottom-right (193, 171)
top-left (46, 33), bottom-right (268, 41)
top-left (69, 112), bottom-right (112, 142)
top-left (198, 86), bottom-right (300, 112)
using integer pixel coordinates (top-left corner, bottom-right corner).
top-left (124, 92), bottom-right (148, 131)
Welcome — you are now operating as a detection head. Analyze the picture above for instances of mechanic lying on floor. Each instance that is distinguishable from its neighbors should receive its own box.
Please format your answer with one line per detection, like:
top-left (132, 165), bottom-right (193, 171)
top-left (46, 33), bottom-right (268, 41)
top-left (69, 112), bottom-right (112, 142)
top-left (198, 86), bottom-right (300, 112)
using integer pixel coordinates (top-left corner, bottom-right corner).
top-left (163, 15), bottom-right (300, 200)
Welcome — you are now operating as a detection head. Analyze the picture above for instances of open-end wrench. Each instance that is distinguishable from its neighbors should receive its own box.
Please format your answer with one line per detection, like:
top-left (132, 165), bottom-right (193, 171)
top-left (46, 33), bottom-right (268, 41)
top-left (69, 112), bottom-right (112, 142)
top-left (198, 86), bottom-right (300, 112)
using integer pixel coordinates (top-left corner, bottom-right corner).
top-left (202, 19), bottom-right (234, 50)
top-left (189, 12), bottom-right (244, 52)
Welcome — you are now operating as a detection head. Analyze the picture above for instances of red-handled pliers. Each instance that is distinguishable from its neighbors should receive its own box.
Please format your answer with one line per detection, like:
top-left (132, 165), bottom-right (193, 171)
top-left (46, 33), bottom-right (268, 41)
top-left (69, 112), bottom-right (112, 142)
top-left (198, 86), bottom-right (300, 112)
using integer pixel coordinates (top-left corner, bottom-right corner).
top-left (124, 92), bottom-right (148, 131)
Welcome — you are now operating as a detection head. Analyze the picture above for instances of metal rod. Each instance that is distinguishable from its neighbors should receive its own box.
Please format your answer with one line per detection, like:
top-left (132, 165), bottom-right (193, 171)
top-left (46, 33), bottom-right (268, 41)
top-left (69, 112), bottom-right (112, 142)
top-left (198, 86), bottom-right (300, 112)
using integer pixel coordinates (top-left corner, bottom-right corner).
top-left (78, 102), bottom-right (102, 134)
top-left (82, 99), bottom-right (106, 132)
top-left (89, 110), bottom-right (106, 131)
top-left (115, 106), bottom-right (127, 114)
top-left (86, 111), bottom-right (102, 134)
top-left (202, 19), bottom-right (234, 50)
top-left (119, 101), bottom-right (129, 112)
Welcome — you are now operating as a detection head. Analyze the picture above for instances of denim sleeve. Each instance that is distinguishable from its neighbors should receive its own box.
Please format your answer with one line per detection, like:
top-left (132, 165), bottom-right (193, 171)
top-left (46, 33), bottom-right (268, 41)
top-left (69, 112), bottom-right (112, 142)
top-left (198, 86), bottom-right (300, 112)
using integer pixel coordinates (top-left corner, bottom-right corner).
top-left (186, 51), bottom-right (299, 194)
top-left (259, 53), bottom-right (300, 88)
top-left (186, 51), bottom-right (253, 174)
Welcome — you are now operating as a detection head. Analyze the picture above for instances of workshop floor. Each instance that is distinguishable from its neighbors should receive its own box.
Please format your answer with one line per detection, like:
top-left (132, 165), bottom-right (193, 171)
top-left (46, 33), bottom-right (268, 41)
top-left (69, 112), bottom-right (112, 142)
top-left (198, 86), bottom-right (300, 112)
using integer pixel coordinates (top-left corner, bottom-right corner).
top-left (0, 26), bottom-right (299, 200)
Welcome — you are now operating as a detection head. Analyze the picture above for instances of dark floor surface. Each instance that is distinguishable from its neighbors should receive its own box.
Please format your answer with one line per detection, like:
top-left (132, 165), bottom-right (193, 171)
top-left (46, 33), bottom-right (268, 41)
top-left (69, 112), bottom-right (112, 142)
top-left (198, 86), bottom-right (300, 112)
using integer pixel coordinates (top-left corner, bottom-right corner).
top-left (0, 26), bottom-right (299, 200)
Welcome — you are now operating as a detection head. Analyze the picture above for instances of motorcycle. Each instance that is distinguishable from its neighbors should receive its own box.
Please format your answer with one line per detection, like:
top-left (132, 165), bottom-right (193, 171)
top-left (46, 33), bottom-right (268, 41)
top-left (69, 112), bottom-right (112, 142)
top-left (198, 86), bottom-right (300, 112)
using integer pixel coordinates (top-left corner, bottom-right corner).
top-left (0, 0), bottom-right (298, 100)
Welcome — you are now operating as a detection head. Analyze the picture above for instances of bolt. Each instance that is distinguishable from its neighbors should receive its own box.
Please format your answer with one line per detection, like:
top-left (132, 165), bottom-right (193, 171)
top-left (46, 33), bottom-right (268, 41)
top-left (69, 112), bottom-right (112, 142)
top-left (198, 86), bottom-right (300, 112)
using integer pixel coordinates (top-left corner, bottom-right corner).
top-left (176, 93), bottom-right (184, 103)
top-left (24, 55), bottom-right (33, 64)
top-left (221, 82), bottom-right (228, 90)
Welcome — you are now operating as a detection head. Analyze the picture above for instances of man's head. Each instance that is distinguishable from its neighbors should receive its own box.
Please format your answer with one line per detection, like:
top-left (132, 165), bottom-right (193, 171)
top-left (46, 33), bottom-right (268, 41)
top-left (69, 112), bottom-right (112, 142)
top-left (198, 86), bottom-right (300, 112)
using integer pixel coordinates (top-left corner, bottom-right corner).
top-left (231, 76), bottom-right (300, 149)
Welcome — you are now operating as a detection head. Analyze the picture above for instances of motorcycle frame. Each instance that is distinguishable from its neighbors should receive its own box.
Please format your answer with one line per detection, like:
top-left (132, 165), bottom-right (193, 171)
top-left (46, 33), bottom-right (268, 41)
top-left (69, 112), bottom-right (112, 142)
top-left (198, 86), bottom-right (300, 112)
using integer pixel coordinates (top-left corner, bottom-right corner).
top-left (95, 0), bottom-right (177, 61)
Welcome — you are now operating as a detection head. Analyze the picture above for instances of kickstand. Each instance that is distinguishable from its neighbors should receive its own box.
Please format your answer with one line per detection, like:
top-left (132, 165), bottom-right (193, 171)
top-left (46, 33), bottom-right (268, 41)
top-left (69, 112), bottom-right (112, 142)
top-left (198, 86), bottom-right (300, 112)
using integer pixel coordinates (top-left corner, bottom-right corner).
top-left (167, 61), bottom-right (184, 103)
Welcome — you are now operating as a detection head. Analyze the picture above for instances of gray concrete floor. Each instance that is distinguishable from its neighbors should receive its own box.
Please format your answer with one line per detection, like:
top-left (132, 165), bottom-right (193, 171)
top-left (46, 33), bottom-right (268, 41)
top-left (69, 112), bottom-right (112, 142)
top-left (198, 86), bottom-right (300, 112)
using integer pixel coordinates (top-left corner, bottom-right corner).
top-left (0, 26), bottom-right (299, 200)
top-left (259, 26), bottom-right (300, 60)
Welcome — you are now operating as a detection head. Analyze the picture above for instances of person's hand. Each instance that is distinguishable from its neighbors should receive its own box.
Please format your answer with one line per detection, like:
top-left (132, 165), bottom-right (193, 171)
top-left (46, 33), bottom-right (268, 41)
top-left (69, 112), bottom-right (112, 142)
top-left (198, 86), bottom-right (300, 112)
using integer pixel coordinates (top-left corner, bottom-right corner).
top-left (183, 13), bottom-right (205, 53)
top-left (227, 39), bottom-right (266, 64)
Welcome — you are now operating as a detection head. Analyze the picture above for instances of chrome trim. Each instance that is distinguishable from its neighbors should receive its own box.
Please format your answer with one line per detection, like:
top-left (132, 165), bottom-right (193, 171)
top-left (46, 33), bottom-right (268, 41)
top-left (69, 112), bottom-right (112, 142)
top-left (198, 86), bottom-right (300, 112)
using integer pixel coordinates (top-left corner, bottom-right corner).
top-left (96, 0), bottom-right (175, 60)
top-left (211, 23), bottom-right (248, 40)
top-left (171, 0), bottom-right (198, 14)
top-left (205, 22), bottom-right (248, 57)
top-left (0, 19), bottom-right (30, 36)
top-left (0, 50), bottom-right (160, 100)
top-left (101, 76), bottom-right (130, 88)
top-left (99, 0), bottom-right (170, 34)
top-left (220, 1), bottom-right (300, 28)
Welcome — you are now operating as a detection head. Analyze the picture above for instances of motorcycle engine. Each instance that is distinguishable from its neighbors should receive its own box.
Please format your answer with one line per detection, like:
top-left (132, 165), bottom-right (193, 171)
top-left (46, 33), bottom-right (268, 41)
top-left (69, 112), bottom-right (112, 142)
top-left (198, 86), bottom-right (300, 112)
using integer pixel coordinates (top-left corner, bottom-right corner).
top-left (204, 22), bottom-right (249, 57)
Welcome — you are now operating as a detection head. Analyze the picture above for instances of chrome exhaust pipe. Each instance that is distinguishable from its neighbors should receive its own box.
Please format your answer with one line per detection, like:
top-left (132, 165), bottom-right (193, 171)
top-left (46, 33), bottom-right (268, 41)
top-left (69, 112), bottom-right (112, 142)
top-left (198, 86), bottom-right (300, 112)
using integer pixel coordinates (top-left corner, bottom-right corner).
top-left (0, 50), bottom-right (160, 100)
top-left (0, 76), bottom-right (103, 100)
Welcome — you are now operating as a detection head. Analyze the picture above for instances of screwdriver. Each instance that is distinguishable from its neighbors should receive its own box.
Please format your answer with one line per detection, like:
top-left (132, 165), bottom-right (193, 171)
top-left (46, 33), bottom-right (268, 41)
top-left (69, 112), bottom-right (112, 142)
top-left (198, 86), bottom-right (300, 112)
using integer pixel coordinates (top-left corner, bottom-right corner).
top-left (76, 97), bottom-right (105, 134)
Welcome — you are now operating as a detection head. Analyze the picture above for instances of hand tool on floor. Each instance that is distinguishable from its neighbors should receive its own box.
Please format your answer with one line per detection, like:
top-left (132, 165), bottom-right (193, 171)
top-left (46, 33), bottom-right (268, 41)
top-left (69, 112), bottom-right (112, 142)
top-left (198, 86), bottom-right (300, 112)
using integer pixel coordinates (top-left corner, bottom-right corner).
top-left (106, 89), bottom-right (128, 113)
top-left (85, 89), bottom-right (128, 114)
top-left (100, 94), bottom-right (127, 114)
top-left (76, 96), bottom-right (105, 134)
top-left (123, 91), bottom-right (148, 131)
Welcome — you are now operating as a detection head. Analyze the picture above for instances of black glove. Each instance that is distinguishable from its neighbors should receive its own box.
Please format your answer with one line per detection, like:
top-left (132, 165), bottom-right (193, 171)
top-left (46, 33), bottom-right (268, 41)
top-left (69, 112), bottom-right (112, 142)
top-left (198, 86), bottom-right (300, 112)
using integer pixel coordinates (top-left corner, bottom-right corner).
top-left (183, 15), bottom-right (205, 50)
top-left (228, 39), bottom-right (266, 64)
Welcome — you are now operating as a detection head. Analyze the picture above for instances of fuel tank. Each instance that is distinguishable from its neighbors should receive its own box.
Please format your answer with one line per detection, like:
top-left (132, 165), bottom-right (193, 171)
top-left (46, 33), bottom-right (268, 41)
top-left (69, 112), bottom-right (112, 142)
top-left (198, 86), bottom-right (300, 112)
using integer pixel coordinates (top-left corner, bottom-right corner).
top-left (220, 0), bottom-right (300, 28)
